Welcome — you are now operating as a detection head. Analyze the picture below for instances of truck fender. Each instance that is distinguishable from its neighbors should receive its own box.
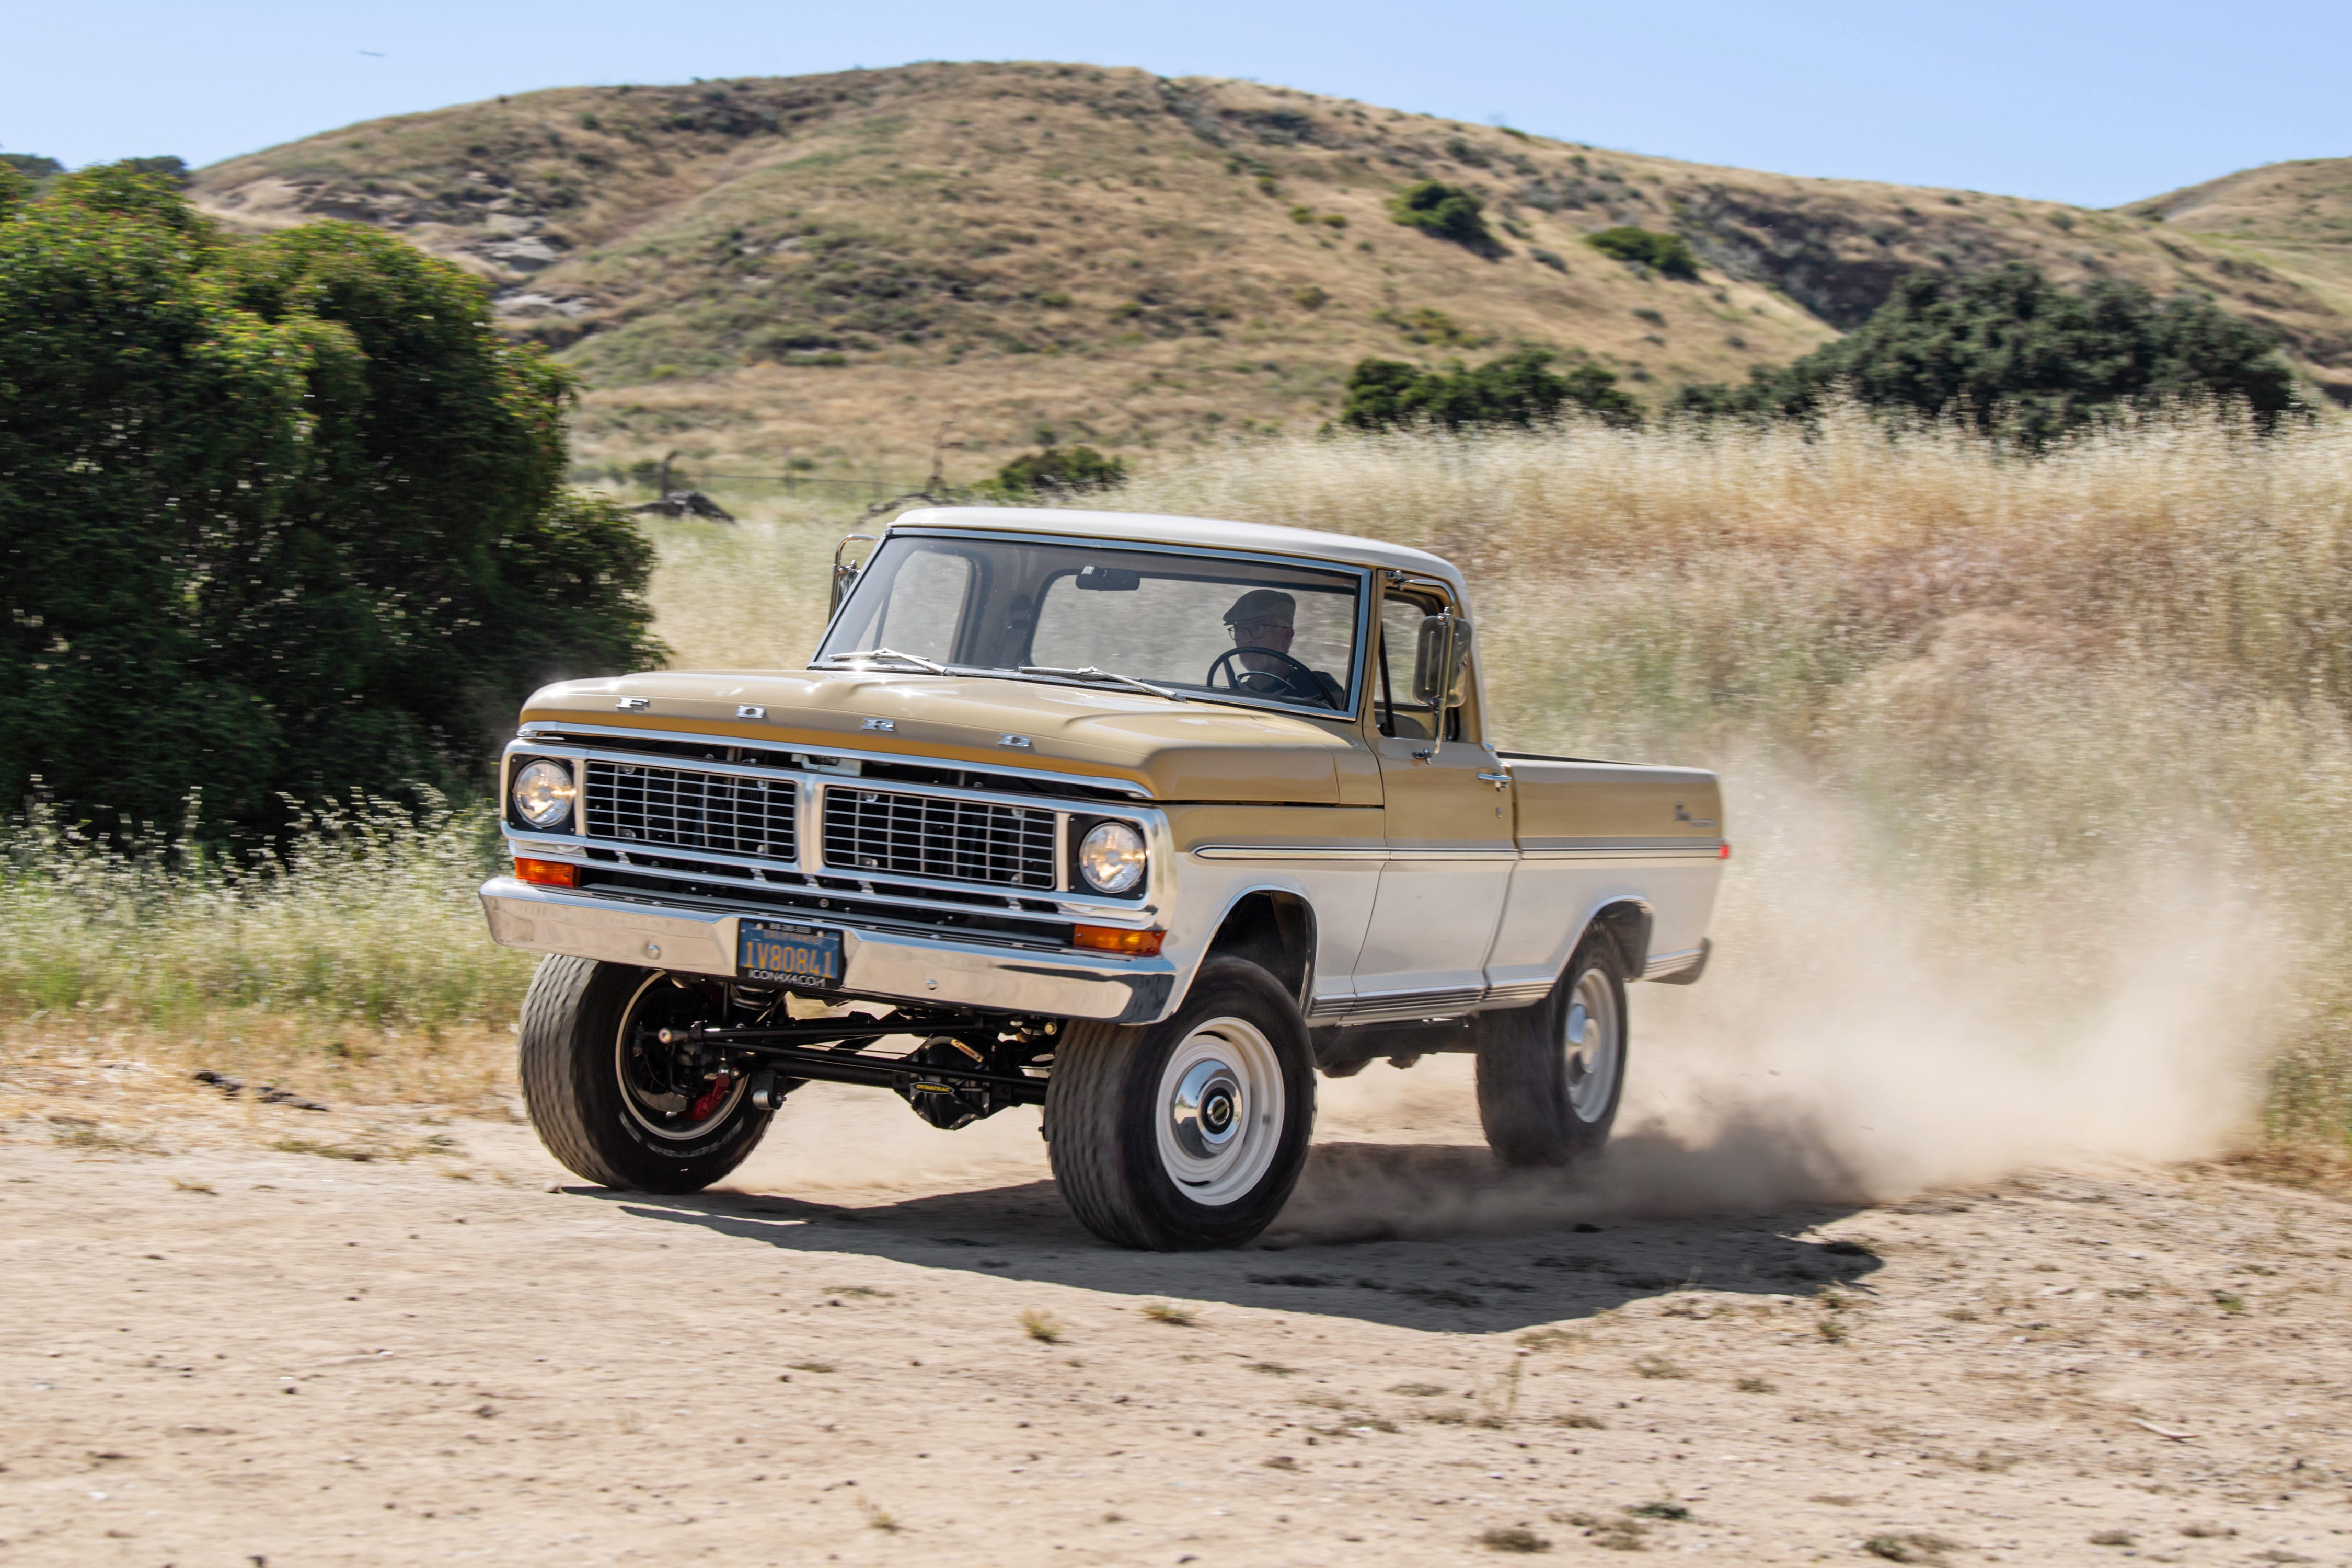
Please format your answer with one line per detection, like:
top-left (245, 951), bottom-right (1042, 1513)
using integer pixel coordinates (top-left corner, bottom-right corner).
top-left (1197, 885), bottom-right (1319, 1012)
top-left (1563, 896), bottom-right (1652, 993)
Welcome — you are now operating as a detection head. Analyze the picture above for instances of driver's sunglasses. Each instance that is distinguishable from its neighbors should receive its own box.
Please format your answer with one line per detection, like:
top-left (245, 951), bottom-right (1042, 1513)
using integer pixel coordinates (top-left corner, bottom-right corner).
top-left (1229, 619), bottom-right (1294, 643)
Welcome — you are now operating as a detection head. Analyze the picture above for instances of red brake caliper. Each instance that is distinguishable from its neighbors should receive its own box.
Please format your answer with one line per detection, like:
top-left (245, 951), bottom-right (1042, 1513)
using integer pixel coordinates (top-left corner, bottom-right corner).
top-left (688, 1073), bottom-right (732, 1122)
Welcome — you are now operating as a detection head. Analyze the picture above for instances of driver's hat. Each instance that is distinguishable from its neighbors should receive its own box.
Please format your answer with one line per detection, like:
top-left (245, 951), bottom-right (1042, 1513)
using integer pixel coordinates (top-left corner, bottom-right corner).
top-left (1223, 588), bottom-right (1297, 627)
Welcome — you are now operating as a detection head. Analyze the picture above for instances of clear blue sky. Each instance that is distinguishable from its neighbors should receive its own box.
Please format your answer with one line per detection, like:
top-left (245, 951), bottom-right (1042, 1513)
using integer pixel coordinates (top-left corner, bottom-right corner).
top-left (4, 1), bottom-right (2344, 209)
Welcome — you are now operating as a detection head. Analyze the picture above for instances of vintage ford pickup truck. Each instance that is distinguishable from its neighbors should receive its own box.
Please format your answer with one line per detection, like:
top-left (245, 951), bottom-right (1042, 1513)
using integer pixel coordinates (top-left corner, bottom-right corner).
top-left (479, 507), bottom-right (1725, 1249)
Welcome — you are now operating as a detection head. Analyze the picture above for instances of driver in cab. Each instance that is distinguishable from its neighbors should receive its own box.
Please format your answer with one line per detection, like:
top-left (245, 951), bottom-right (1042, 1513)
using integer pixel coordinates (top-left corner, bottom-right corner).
top-left (1222, 589), bottom-right (1344, 709)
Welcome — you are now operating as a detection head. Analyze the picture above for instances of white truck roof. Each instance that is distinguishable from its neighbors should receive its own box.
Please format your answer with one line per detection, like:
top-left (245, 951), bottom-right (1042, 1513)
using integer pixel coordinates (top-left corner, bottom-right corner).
top-left (886, 506), bottom-right (1472, 601)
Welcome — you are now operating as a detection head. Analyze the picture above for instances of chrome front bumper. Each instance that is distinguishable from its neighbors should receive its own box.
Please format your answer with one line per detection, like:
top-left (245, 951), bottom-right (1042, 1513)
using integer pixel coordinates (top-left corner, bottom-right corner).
top-left (477, 878), bottom-right (1175, 1024)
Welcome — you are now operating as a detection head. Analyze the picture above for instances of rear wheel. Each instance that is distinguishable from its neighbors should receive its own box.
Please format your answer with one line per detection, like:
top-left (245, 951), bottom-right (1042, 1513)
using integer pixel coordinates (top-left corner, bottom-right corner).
top-left (517, 955), bottom-right (772, 1193)
top-left (1046, 956), bottom-right (1316, 1250)
top-left (1474, 939), bottom-right (1628, 1166)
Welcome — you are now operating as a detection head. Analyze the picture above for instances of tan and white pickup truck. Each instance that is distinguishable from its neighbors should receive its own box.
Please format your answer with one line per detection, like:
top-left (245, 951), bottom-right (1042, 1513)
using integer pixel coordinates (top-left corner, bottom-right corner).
top-left (480, 507), bottom-right (1725, 1249)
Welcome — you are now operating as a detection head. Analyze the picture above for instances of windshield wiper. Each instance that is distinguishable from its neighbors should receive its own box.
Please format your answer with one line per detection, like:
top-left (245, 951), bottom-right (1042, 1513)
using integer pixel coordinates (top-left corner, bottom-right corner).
top-left (821, 648), bottom-right (951, 675)
top-left (1018, 665), bottom-right (1191, 703)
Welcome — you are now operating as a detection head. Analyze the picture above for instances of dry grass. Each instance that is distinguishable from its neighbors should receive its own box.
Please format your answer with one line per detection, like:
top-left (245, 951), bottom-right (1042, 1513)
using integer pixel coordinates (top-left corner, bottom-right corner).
top-left (1096, 407), bottom-right (2352, 1151)
top-left (12, 404), bottom-right (2352, 1162)
top-left (1140, 1301), bottom-right (1200, 1325)
top-left (0, 795), bottom-right (529, 1123)
top-left (1018, 1309), bottom-right (1066, 1343)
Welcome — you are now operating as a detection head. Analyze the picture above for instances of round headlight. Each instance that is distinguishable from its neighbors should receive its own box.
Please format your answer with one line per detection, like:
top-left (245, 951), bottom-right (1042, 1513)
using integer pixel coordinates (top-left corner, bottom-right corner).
top-left (1077, 821), bottom-right (1147, 895)
top-left (511, 759), bottom-right (576, 830)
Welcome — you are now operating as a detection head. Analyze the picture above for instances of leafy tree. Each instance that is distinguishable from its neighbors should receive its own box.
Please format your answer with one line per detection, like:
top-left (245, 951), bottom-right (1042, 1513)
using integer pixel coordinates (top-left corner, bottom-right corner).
top-left (114, 155), bottom-right (190, 188)
top-left (1339, 349), bottom-right (1642, 432)
top-left (0, 153), bottom-right (63, 190)
top-left (0, 164), bottom-right (662, 840)
top-left (1672, 263), bottom-right (2308, 445)
top-left (1386, 180), bottom-right (1498, 253)
top-left (1585, 226), bottom-right (1701, 281)
top-left (990, 445), bottom-right (1127, 497)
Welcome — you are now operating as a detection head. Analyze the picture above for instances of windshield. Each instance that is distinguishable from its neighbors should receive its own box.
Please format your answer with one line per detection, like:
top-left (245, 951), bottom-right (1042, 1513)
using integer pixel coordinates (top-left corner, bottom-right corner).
top-left (817, 533), bottom-right (1364, 714)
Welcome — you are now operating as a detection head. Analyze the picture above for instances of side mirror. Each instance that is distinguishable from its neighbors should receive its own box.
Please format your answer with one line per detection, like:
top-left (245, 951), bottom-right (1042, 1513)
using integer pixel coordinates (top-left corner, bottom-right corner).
top-left (830, 534), bottom-right (879, 616)
top-left (1411, 613), bottom-right (1473, 709)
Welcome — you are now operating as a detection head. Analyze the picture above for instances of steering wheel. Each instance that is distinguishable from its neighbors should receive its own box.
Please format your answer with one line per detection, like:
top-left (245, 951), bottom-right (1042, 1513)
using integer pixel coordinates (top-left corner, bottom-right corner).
top-left (1205, 647), bottom-right (1338, 709)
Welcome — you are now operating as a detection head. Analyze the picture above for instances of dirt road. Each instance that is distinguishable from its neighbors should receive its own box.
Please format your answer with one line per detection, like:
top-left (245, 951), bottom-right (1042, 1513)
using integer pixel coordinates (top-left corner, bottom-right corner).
top-left (4, 1058), bottom-right (2350, 1566)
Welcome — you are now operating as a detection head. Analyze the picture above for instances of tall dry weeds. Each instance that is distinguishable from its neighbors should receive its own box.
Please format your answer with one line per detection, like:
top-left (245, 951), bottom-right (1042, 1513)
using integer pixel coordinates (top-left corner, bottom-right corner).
top-left (1103, 405), bottom-right (2352, 1150)
top-left (8, 402), bottom-right (2350, 1148)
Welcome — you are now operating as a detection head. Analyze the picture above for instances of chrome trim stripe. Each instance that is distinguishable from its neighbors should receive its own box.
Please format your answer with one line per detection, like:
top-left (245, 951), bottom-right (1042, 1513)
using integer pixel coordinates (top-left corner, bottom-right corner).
top-left (515, 720), bottom-right (1154, 800)
top-left (1641, 947), bottom-right (1705, 978)
top-left (1189, 845), bottom-right (1517, 862)
top-left (1519, 836), bottom-right (1725, 854)
top-left (1308, 986), bottom-right (1486, 1023)
top-left (1191, 845), bottom-right (1388, 862)
top-left (1385, 848), bottom-right (1520, 862)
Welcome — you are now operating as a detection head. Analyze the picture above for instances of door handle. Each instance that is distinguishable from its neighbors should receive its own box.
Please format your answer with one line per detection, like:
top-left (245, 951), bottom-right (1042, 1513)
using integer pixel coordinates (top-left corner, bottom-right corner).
top-left (1475, 771), bottom-right (1511, 790)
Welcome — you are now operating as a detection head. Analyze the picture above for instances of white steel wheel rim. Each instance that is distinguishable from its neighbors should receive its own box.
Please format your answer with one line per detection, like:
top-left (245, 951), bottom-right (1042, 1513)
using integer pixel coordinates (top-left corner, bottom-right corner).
top-left (1562, 966), bottom-right (1621, 1123)
top-left (615, 973), bottom-right (747, 1143)
top-left (1154, 1017), bottom-right (1286, 1207)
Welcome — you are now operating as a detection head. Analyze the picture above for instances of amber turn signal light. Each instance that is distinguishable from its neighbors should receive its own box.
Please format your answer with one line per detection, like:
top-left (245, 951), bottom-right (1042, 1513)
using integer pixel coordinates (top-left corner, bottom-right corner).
top-left (1073, 924), bottom-right (1166, 957)
top-left (514, 856), bottom-right (580, 888)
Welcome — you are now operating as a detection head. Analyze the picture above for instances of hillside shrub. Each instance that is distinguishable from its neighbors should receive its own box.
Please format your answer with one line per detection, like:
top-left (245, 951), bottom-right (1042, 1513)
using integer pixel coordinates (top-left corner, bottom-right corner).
top-left (0, 165), bottom-right (662, 841)
top-left (1672, 263), bottom-right (2309, 446)
top-left (1386, 180), bottom-right (1498, 253)
top-left (1376, 307), bottom-right (1492, 348)
top-left (1338, 349), bottom-right (1642, 432)
top-left (1585, 226), bottom-right (1700, 280)
top-left (990, 445), bottom-right (1127, 497)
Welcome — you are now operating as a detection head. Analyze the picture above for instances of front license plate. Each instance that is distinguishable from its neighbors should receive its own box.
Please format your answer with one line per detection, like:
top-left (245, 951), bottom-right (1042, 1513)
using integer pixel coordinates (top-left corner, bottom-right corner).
top-left (737, 920), bottom-right (844, 987)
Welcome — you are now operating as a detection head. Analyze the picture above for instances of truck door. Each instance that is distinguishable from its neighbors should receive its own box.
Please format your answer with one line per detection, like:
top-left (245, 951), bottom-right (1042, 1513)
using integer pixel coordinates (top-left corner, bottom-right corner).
top-left (1352, 587), bottom-right (1514, 1011)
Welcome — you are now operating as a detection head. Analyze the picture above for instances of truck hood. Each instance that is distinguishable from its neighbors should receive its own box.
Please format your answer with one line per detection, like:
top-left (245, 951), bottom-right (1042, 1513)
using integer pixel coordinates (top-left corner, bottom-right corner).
top-left (521, 670), bottom-right (1362, 803)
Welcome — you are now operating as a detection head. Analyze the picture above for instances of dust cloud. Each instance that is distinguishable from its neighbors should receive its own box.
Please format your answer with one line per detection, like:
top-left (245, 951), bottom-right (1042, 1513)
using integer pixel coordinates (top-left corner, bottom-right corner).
top-left (1277, 770), bottom-right (2285, 1242)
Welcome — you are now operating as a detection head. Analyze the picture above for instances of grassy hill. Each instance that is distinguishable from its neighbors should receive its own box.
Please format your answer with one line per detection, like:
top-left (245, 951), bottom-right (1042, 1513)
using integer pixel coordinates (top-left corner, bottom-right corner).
top-left (187, 62), bottom-right (2352, 485)
top-left (2122, 158), bottom-right (2352, 394)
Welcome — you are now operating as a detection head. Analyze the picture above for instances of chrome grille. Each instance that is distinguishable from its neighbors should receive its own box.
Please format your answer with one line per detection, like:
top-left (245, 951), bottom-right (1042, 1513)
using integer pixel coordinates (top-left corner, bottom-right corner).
top-left (583, 760), bottom-right (798, 861)
top-left (823, 787), bottom-right (1056, 890)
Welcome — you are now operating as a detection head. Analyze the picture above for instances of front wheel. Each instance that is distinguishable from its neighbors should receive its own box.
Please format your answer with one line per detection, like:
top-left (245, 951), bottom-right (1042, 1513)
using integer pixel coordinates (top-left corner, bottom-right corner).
top-left (517, 955), bottom-right (772, 1193)
top-left (1474, 938), bottom-right (1629, 1166)
top-left (1046, 956), bottom-right (1316, 1250)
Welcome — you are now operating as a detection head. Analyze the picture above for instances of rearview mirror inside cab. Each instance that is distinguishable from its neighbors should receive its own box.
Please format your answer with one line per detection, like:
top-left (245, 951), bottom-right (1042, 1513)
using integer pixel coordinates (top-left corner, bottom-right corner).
top-left (1412, 613), bottom-right (1473, 709)
top-left (1075, 565), bottom-right (1142, 592)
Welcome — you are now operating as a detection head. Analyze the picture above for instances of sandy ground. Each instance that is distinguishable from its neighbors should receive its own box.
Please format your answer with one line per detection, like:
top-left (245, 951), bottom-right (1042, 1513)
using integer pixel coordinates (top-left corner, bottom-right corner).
top-left (4, 1055), bottom-right (2351, 1568)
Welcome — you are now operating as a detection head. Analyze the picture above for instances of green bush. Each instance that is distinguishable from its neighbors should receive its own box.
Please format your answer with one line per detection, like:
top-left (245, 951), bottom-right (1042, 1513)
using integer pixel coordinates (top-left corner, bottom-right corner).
top-left (0, 165), bottom-right (663, 841)
top-left (990, 445), bottom-right (1128, 497)
top-left (114, 155), bottom-right (189, 188)
top-left (1386, 180), bottom-right (1498, 252)
top-left (0, 153), bottom-right (63, 198)
top-left (1671, 262), bottom-right (2309, 446)
top-left (1338, 349), bottom-right (1642, 432)
top-left (1585, 226), bottom-right (1701, 280)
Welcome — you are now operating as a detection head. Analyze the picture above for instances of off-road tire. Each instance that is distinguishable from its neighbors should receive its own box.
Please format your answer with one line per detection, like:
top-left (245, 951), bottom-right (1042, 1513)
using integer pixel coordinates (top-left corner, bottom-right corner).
top-left (1474, 938), bottom-right (1629, 1166)
top-left (517, 955), bottom-right (771, 1193)
top-left (1046, 956), bottom-right (1316, 1251)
